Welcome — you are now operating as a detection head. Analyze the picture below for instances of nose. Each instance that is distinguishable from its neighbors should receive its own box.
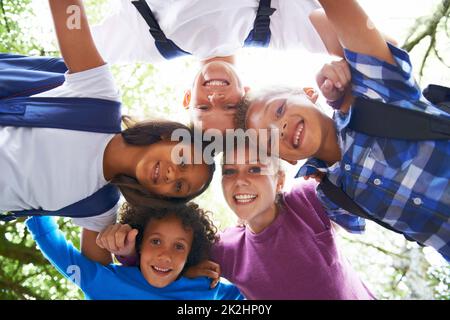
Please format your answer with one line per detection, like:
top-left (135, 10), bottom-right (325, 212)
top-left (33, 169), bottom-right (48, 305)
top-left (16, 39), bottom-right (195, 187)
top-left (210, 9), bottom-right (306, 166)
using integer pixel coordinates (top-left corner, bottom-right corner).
top-left (157, 247), bottom-right (172, 263)
top-left (165, 164), bottom-right (178, 183)
top-left (280, 121), bottom-right (288, 140)
top-left (208, 93), bottom-right (225, 106)
top-left (235, 171), bottom-right (250, 187)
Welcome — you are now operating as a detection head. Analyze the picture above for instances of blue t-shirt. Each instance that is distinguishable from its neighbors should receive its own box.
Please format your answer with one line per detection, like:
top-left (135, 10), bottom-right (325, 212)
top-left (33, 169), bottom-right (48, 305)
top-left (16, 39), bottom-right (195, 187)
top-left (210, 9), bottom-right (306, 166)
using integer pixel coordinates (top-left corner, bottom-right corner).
top-left (26, 216), bottom-right (244, 300)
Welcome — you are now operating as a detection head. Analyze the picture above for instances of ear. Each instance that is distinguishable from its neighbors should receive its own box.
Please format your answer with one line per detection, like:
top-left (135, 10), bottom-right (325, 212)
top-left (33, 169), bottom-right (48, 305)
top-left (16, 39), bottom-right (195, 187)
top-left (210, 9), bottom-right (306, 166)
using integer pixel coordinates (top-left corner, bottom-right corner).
top-left (276, 170), bottom-right (286, 192)
top-left (244, 86), bottom-right (251, 94)
top-left (182, 90), bottom-right (191, 110)
top-left (303, 87), bottom-right (319, 103)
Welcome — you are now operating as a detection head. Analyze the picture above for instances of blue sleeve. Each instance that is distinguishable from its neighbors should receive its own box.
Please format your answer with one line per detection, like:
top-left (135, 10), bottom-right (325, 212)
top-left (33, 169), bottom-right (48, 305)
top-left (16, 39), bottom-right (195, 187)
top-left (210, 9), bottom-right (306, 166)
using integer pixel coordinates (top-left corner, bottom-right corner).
top-left (26, 216), bottom-right (101, 291)
top-left (216, 280), bottom-right (245, 300)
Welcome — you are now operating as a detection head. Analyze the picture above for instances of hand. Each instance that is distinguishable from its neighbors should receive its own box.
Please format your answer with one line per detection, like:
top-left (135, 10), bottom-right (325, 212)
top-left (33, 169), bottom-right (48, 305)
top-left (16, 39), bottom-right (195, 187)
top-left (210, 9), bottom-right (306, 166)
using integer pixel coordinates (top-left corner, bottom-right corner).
top-left (185, 260), bottom-right (221, 289)
top-left (316, 59), bottom-right (351, 102)
top-left (96, 223), bottom-right (138, 258)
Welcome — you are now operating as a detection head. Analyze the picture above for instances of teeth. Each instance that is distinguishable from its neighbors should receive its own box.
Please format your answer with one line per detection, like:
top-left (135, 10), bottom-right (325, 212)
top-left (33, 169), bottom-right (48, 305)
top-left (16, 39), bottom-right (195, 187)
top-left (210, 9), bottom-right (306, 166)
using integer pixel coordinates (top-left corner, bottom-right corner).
top-left (154, 163), bottom-right (160, 182)
top-left (153, 266), bottom-right (170, 272)
top-left (293, 121), bottom-right (304, 147)
top-left (234, 194), bottom-right (257, 203)
top-left (204, 80), bottom-right (228, 86)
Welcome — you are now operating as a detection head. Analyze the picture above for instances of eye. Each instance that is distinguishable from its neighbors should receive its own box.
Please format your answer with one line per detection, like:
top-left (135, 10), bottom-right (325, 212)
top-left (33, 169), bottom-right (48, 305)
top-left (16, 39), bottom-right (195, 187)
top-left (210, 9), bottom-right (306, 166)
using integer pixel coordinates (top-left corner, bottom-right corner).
top-left (222, 168), bottom-right (237, 176)
top-left (175, 243), bottom-right (185, 251)
top-left (249, 166), bottom-right (261, 174)
top-left (196, 105), bottom-right (209, 111)
top-left (150, 238), bottom-right (161, 246)
top-left (275, 101), bottom-right (286, 118)
top-left (225, 104), bottom-right (236, 110)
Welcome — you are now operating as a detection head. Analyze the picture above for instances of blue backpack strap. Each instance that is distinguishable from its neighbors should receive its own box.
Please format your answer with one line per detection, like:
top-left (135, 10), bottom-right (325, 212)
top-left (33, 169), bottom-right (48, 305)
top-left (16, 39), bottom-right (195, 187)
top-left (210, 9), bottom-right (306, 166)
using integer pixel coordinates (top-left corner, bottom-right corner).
top-left (0, 184), bottom-right (121, 222)
top-left (244, 0), bottom-right (276, 48)
top-left (0, 54), bottom-right (122, 222)
top-left (131, 0), bottom-right (190, 60)
top-left (0, 97), bottom-right (122, 133)
top-left (0, 54), bottom-right (67, 98)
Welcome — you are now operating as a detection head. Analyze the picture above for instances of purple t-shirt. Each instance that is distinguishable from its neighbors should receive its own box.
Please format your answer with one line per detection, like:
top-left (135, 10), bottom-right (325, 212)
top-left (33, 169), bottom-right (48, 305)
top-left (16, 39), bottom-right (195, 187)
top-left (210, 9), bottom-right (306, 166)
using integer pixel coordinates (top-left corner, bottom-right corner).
top-left (211, 180), bottom-right (375, 300)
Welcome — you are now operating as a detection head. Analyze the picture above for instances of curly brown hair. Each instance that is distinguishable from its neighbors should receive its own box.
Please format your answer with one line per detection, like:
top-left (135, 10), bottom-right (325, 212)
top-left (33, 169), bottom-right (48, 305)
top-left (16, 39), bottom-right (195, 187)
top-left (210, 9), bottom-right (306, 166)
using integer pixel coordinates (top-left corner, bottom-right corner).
top-left (119, 201), bottom-right (218, 275)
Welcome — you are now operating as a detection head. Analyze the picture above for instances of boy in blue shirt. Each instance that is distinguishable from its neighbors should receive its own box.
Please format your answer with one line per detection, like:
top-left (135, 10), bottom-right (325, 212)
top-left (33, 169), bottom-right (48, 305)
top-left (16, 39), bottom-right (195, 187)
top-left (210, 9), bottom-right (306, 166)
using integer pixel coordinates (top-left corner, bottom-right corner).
top-left (236, 0), bottom-right (449, 261)
top-left (26, 202), bottom-right (243, 300)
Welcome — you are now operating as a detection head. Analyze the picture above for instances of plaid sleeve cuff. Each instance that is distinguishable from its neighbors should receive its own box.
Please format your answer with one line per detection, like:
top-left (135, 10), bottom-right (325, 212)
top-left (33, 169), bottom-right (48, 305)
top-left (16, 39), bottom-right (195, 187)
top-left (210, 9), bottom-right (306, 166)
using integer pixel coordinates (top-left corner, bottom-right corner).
top-left (344, 42), bottom-right (422, 103)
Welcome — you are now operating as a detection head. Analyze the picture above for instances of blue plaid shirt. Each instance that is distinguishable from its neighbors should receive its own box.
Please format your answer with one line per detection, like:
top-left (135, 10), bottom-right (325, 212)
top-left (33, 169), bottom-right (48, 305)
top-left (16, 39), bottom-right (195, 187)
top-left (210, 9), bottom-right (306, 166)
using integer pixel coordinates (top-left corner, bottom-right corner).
top-left (296, 43), bottom-right (450, 261)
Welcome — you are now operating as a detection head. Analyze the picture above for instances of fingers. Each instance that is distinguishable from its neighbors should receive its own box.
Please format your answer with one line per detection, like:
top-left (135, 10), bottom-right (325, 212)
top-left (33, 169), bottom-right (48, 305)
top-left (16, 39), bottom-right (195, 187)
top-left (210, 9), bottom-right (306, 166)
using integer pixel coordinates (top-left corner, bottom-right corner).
top-left (316, 59), bottom-right (352, 101)
top-left (96, 223), bottom-right (137, 255)
top-left (210, 278), bottom-right (220, 289)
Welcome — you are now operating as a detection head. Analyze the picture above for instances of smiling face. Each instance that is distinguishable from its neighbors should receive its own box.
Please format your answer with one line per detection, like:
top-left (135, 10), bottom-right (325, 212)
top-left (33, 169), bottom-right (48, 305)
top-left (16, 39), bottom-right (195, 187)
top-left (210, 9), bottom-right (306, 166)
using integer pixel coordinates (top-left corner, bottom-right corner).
top-left (246, 92), bottom-right (331, 162)
top-left (221, 148), bottom-right (284, 231)
top-left (185, 61), bottom-right (248, 133)
top-left (139, 214), bottom-right (193, 288)
top-left (135, 140), bottom-right (211, 198)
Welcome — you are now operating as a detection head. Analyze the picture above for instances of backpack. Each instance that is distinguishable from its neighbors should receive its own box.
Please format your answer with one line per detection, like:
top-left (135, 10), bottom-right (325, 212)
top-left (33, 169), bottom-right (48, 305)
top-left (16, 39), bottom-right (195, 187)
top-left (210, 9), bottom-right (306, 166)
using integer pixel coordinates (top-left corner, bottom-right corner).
top-left (320, 84), bottom-right (450, 245)
top-left (0, 54), bottom-right (121, 221)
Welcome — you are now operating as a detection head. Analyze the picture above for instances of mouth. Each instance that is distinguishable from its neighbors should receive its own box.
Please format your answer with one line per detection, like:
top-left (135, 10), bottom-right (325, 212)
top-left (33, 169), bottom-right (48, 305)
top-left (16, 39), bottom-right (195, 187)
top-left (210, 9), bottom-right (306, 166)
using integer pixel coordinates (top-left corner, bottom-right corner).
top-left (152, 161), bottom-right (160, 184)
top-left (291, 120), bottom-right (305, 149)
top-left (203, 79), bottom-right (230, 87)
top-left (151, 265), bottom-right (173, 277)
top-left (233, 193), bottom-right (258, 205)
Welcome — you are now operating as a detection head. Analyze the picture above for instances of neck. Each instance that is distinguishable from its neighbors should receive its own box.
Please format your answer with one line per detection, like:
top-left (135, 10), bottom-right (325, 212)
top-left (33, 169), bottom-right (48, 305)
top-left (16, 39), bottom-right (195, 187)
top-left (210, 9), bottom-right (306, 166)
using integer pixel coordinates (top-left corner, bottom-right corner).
top-left (314, 118), bottom-right (342, 166)
top-left (247, 203), bottom-right (279, 234)
top-left (103, 134), bottom-right (143, 181)
top-left (200, 55), bottom-right (236, 66)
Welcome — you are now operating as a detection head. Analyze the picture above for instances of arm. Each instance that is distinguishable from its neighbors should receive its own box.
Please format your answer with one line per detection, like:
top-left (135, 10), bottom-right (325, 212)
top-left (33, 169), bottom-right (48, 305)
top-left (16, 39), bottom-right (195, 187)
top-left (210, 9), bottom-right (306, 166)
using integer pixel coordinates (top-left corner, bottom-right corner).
top-left (316, 0), bottom-right (395, 65)
top-left (48, 0), bottom-right (104, 73)
top-left (26, 216), bottom-right (102, 290)
top-left (310, 9), bottom-right (398, 59)
top-left (81, 228), bottom-right (113, 265)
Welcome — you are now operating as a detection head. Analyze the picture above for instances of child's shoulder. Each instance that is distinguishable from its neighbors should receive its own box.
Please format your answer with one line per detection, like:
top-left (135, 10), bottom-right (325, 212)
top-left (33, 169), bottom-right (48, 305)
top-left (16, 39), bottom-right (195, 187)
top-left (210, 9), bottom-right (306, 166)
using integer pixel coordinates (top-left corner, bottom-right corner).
top-left (283, 179), bottom-right (319, 208)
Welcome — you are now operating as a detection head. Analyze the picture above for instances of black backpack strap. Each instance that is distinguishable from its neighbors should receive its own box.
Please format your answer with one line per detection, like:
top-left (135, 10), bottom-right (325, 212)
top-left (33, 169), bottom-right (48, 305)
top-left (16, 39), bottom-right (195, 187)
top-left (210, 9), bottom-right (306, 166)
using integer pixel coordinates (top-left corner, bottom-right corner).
top-left (0, 184), bottom-right (120, 222)
top-left (244, 0), bottom-right (276, 47)
top-left (131, 0), bottom-right (190, 59)
top-left (348, 97), bottom-right (450, 140)
top-left (0, 97), bottom-right (122, 133)
top-left (319, 177), bottom-right (423, 245)
top-left (422, 84), bottom-right (450, 114)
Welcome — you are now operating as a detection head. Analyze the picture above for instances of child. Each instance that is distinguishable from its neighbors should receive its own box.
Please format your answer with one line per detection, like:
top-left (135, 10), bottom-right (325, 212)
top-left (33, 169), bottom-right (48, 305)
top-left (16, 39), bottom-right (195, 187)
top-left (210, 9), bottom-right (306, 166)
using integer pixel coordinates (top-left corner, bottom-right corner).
top-left (91, 0), bottom-right (351, 132)
top-left (0, 1), bottom-right (215, 262)
top-left (236, 0), bottom-right (450, 261)
top-left (26, 202), bottom-right (244, 300)
top-left (95, 146), bottom-right (375, 299)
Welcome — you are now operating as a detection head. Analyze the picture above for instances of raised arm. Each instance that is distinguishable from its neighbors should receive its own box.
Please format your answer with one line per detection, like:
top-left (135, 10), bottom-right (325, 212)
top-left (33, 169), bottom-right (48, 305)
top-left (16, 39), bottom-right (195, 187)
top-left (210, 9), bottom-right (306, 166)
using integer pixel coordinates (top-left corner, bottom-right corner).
top-left (48, 0), bottom-right (104, 73)
top-left (26, 216), bottom-right (102, 291)
top-left (317, 0), bottom-right (395, 65)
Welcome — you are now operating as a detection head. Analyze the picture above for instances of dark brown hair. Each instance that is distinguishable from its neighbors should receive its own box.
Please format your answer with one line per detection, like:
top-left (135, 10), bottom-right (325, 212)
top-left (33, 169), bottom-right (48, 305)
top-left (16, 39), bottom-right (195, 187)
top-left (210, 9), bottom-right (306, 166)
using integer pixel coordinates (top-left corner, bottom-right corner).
top-left (111, 116), bottom-right (215, 209)
top-left (119, 201), bottom-right (218, 274)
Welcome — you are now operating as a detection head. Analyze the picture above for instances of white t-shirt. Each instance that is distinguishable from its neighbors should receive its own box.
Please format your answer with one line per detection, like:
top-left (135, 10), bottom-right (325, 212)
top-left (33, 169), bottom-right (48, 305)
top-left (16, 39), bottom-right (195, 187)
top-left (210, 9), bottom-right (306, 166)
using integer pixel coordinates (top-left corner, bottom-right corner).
top-left (0, 65), bottom-right (120, 232)
top-left (91, 0), bottom-right (327, 63)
